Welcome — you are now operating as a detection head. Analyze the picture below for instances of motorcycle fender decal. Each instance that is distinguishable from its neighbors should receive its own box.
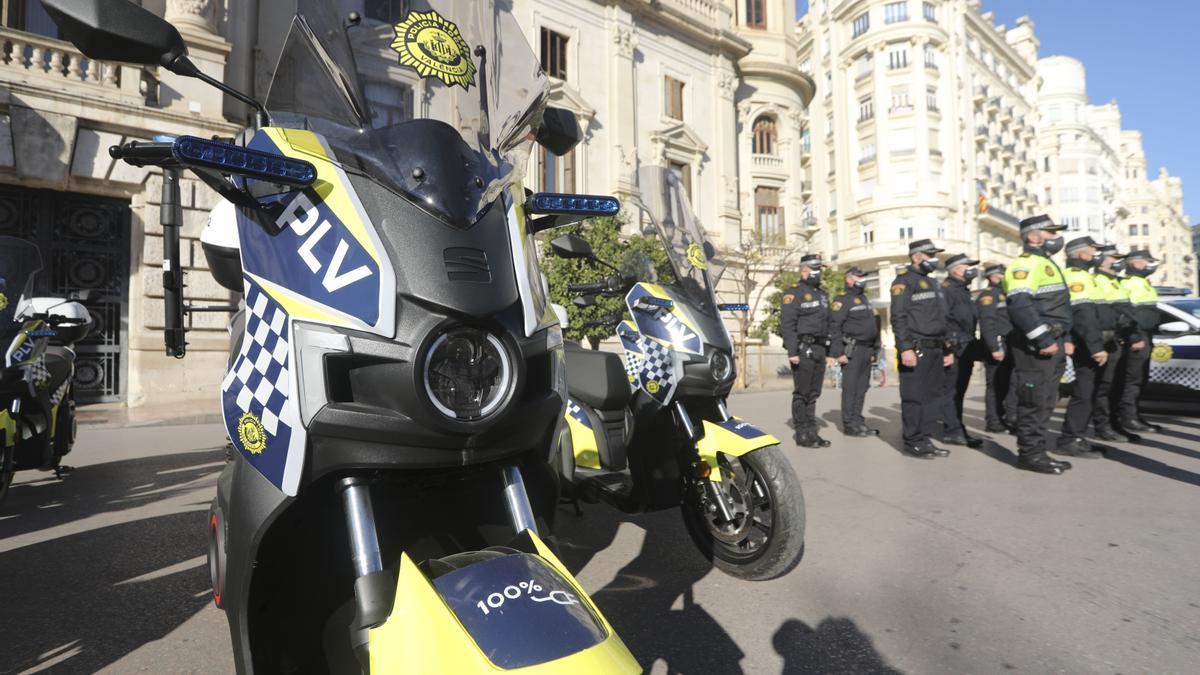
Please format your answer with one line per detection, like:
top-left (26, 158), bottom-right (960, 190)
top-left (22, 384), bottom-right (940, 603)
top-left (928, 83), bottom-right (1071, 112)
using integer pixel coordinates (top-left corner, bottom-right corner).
top-left (636, 333), bottom-right (678, 405)
top-left (565, 399), bottom-right (600, 470)
top-left (369, 536), bottom-right (638, 674)
top-left (220, 278), bottom-right (306, 496)
top-left (0, 409), bottom-right (14, 448)
top-left (626, 283), bottom-right (703, 356)
top-left (696, 419), bottom-right (780, 482)
top-left (616, 321), bottom-right (643, 389)
top-left (237, 129), bottom-right (396, 337)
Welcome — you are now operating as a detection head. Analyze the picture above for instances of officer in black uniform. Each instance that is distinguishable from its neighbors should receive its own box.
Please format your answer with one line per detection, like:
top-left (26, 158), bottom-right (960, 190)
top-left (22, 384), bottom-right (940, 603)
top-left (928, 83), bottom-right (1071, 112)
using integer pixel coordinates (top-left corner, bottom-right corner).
top-left (1054, 236), bottom-right (1108, 459)
top-left (1004, 215), bottom-right (1073, 475)
top-left (977, 264), bottom-right (1016, 433)
top-left (1091, 244), bottom-right (1131, 441)
top-left (781, 254), bottom-right (832, 448)
top-left (830, 266), bottom-right (880, 437)
top-left (890, 240), bottom-right (952, 458)
top-left (939, 253), bottom-right (983, 448)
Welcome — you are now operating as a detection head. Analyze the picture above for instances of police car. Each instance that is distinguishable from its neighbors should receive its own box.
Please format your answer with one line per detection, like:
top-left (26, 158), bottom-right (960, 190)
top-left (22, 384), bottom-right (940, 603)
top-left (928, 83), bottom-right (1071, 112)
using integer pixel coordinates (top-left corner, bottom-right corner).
top-left (1145, 295), bottom-right (1200, 402)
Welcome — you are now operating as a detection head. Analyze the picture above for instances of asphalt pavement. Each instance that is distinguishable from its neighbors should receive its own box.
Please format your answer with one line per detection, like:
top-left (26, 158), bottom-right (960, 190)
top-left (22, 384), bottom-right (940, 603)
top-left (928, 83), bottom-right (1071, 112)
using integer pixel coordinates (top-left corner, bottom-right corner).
top-left (2, 386), bottom-right (1198, 674)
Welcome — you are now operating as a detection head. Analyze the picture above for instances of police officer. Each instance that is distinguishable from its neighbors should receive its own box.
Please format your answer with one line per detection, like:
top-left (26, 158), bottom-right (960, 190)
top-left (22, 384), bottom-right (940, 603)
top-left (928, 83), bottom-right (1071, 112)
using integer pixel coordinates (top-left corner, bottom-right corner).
top-left (830, 266), bottom-right (880, 437)
top-left (1004, 215), bottom-right (1073, 474)
top-left (1115, 249), bottom-right (1161, 434)
top-left (781, 254), bottom-right (832, 448)
top-left (890, 240), bottom-right (953, 458)
top-left (1054, 236), bottom-right (1108, 459)
top-left (1091, 245), bottom-right (1133, 441)
top-left (977, 264), bottom-right (1016, 433)
top-left (939, 254), bottom-right (983, 448)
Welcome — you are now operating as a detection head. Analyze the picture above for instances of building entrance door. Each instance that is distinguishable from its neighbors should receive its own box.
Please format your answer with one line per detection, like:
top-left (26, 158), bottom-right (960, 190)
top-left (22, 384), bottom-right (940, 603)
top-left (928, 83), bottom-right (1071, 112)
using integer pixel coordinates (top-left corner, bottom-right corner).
top-left (0, 184), bottom-right (130, 403)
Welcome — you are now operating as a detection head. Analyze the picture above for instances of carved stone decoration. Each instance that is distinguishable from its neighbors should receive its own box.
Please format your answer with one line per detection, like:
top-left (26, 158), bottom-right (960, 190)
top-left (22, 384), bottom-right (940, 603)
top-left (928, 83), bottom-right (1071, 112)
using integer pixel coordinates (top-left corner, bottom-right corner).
top-left (612, 27), bottom-right (635, 58)
top-left (166, 0), bottom-right (216, 33)
top-left (717, 71), bottom-right (737, 100)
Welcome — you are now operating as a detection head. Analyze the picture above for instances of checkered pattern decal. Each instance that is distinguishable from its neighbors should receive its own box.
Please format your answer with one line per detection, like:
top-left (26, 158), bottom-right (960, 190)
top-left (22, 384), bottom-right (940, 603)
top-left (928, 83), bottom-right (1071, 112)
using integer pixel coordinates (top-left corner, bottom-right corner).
top-left (566, 398), bottom-right (592, 429)
top-left (617, 322), bottom-right (643, 391)
top-left (637, 335), bottom-right (677, 404)
top-left (26, 355), bottom-right (50, 388)
top-left (221, 280), bottom-right (302, 493)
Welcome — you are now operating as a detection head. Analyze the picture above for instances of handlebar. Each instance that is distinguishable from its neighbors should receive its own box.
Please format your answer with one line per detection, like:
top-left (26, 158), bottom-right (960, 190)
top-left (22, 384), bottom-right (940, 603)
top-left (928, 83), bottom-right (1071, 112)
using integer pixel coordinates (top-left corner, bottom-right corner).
top-left (567, 274), bottom-right (638, 296)
top-left (567, 281), bottom-right (609, 294)
top-left (109, 141), bottom-right (176, 168)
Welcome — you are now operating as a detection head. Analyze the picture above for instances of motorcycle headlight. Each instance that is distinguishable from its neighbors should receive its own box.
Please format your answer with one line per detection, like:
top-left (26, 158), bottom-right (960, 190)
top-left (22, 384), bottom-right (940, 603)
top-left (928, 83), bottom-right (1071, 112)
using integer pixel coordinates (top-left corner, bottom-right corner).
top-left (423, 327), bottom-right (513, 421)
top-left (710, 350), bottom-right (733, 382)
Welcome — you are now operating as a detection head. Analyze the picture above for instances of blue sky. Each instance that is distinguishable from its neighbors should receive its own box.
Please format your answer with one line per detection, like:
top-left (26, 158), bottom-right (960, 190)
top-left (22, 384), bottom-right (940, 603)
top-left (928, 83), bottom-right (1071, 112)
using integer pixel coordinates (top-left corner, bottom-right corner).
top-left (797, 1), bottom-right (1200, 217)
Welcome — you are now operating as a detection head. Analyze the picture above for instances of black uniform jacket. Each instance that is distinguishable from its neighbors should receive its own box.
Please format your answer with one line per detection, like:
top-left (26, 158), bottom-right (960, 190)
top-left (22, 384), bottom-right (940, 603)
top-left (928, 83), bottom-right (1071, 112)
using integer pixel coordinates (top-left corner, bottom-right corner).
top-left (941, 276), bottom-right (977, 356)
top-left (889, 265), bottom-right (949, 352)
top-left (829, 286), bottom-right (879, 358)
top-left (780, 280), bottom-right (830, 358)
top-left (976, 281), bottom-right (1012, 354)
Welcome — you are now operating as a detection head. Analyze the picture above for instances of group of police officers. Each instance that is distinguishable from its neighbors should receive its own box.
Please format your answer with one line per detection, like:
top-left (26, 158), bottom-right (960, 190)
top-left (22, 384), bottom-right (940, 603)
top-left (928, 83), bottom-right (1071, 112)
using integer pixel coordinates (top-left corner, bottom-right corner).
top-left (779, 214), bottom-right (1164, 474)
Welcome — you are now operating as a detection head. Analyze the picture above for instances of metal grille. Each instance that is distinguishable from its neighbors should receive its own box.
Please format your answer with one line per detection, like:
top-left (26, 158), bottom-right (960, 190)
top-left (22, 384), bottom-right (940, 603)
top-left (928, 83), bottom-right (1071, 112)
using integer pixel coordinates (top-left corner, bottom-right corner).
top-left (0, 184), bottom-right (130, 403)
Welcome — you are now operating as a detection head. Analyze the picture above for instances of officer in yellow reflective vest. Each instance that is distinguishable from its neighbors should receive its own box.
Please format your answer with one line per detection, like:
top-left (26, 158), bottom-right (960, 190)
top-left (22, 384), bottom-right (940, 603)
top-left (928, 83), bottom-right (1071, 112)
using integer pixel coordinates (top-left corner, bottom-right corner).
top-left (1115, 249), bottom-right (1162, 434)
top-left (1004, 215), bottom-right (1073, 475)
top-left (1091, 244), bottom-right (1135, 441)
top-left (1054, 236), bottom-right (1108, 458)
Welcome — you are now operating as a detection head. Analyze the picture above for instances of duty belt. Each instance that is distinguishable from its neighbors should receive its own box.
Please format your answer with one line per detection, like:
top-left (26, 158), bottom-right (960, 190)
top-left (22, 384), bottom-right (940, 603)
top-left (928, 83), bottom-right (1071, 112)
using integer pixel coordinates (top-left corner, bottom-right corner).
top-left (799, 334), bottom-right (831, 347)
top-left (914, 338), bottom-right (945, 349)
top-left (843, 336), bottom-right (872, 349)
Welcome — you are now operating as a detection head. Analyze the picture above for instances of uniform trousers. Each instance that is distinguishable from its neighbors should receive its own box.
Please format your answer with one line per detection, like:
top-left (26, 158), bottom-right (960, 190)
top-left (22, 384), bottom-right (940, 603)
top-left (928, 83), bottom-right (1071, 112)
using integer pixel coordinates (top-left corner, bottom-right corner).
top-left (899, 345), bottom-right (943, 446)
top-left (791, 344), bottom-right (827, 435)
top-left (840, 344), bottom-right (872, 429)
top-left (1012, 337), bottom-right (1067, 457)
top-left (983, 350), bottom-right (1016, 428)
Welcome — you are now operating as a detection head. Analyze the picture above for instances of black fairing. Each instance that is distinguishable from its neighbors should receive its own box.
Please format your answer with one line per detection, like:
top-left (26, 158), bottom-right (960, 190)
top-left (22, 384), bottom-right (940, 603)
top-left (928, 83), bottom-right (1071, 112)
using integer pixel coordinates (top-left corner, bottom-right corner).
top-left (346, 173), bottom-right (519, 318)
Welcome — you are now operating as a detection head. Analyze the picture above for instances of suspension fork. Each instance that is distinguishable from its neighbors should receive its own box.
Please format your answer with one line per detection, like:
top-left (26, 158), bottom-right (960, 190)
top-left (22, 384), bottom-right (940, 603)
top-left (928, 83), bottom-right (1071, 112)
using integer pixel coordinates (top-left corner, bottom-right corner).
top-left (337, 477), bottom-right (395, 663)
top-left (674, 401), bottom-right (735, 523)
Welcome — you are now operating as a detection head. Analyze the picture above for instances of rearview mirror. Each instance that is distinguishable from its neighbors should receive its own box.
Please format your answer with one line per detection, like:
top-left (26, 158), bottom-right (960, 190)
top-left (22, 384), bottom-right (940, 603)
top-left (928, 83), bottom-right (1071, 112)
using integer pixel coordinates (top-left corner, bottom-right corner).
top-left (41, 0), bottom-right (189, 70)
top-left (536, 107), bottom-right (582, 156)
top-left (1158, 321), bottom-right (1192, 335)
top-left (550, 234), bottom-right (594, 260)
top-left (572, 295), bottom-right (596, 308)
top-left (69, 289), bottom-right (98, 302)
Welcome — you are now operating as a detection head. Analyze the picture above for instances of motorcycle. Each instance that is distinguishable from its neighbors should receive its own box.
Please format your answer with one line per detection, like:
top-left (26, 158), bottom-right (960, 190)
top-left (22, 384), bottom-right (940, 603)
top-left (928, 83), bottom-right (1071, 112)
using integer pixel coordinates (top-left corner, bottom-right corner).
top-left (0, 236), bottom-right (93, 503)
top-left (42, 0), bottom-right (638, 672)
top-left (549, 167), bottom-right (806, 581)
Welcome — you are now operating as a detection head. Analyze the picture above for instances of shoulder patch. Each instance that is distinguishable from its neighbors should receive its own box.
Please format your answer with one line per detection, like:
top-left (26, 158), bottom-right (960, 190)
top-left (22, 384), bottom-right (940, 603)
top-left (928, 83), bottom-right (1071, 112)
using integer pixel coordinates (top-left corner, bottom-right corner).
top-left (940, 280), bottom-right (950, 288)
top-left (892, 285), bottom-right (905, 297)
top-left (832, 301), bottom-right (843, 311)
top-left (1045, 265), bottom-right (1055, 276)
top-left (1070, 282), bottom-right (1085, 293)
top-left (1013, 270), bottom-right (1029, 280)
top-left (980, 295), bottom-right (994, 306)
top-left (782, 294), bottom-right (794, 305)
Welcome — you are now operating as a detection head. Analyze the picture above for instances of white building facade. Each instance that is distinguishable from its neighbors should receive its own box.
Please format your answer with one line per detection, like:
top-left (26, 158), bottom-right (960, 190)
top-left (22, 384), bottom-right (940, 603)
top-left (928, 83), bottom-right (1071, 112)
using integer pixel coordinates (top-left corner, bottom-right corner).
top-left (1116, 131), bottom-right (1195, 292)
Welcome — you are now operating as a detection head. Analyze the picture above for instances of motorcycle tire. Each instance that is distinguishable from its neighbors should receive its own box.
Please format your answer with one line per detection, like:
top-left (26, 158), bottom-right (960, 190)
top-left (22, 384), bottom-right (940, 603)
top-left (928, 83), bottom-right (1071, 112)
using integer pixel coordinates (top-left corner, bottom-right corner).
top-left (0, 436), bottom-right (14, 504)
top-left (52, 395), bottom-right (76, 459)
top-left (680, 445), bottom-right (805, 581)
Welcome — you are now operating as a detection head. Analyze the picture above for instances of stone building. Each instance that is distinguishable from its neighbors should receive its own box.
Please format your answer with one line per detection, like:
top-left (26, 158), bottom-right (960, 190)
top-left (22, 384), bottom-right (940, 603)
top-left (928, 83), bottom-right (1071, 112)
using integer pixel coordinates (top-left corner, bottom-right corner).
top-left (796, 0), bottom-right (1041, 342)
top-left (1115, 131), bottom-right (1195, 292)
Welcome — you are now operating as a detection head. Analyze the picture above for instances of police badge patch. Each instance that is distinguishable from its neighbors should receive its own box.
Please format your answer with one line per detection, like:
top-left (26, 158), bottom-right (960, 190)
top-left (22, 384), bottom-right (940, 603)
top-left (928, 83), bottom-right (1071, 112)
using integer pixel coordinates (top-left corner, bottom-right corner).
top-left (391, 11), bottom-right (477, 89)
top-left (804, 293), bottom-right (813, 302)
top-left (832, 301), bottom-right (843, 311)
top-left (919, 280), bottom-right (929, 289)
top-left (783, 294), bottom-right (795, 304)
top-left (1070, 282), bottom-right (1085, 293)
top-left (1013, 269), bottom-right (1029, 280)
top-left (980, 295), bottom-right (994, 306)
top-left (891, 285), bottom-right (904, 296)
top-left (237, 412), bottom-right (268, 455)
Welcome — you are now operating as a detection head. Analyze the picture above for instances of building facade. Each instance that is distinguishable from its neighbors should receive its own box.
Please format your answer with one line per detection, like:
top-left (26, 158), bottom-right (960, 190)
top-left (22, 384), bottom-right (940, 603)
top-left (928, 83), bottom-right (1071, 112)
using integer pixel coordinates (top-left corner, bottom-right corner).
top-left (1115, 131), bottom-right (1195, 291)
top-left (796, 0), bottom-right (1041, 337)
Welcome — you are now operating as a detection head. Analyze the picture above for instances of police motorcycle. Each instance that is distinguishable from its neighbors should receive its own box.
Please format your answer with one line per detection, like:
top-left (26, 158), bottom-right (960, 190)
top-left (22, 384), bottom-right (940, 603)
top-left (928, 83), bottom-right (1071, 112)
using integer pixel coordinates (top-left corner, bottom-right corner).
top-left (549, 167), bottom-right (806, 581)
top-left (0, 237), bottom-right (93, 503)
top-left (40, 0), bottom-right (638, 672)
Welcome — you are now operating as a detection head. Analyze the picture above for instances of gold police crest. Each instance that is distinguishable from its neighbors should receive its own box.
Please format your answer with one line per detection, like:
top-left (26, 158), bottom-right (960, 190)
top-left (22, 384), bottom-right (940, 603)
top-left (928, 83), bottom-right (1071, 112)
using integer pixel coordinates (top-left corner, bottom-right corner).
top-left (391, 11), bottom-right (476, 89)
top-left (1151, 343), bottom-right (1173, 363)
top-left (687, 242), bottom-right (708, 270)
top-left (237, 412), bottom-right (268, 455)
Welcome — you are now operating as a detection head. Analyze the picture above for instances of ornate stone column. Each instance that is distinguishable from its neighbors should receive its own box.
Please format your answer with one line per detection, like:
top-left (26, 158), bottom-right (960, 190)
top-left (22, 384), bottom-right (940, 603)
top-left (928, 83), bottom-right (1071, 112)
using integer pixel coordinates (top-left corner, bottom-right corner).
top-left (166, 0), bottom-right (217, 33)
top-left (160, 0), bottom-right (231, 119)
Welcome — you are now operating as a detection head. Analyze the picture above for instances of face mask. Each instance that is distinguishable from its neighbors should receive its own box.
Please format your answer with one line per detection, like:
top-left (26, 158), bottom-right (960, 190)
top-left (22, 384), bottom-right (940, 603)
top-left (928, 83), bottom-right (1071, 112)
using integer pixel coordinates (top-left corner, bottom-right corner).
top-left (804, 273), bottom-right (822, 286)
top-left (1111, 260), bottom-right (1126, 273)
top-left (1131, 265), bottom-right (1156, 277)
top-left (918, 259), bottom-right (938, 274)
top-left (963, 268), bottom-right (979, 282)
top-left (851, 281), bottom-right (865, 290)
top-left (1041, 236), bottom-right (1064, 255)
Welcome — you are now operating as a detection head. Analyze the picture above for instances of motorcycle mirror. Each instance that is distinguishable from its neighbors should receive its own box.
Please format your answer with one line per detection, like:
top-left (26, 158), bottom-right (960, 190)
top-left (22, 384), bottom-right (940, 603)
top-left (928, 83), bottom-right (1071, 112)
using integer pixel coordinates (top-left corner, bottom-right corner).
top-left (69, 289), bottom-right (97, 302)
top-left (572, 295), bottom-right (596, 308)
top-left (41, 0), bottom-right (189, 70)
top-left (536, 107), bottom-right (582, 156)
top-left (550, 234), bottom-right (595, 260)
top-left (703, 241), bottom-right (715, 260)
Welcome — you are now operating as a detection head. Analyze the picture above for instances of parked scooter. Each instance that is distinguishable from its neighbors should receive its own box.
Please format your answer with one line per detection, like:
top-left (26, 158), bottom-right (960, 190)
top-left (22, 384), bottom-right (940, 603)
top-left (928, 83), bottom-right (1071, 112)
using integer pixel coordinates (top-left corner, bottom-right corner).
top-left (42, 0), bottom-right (638, 671)
top-left (550, 166), bottom-right (806, 581)
top-left (0, 236), bottom-right (92, 503)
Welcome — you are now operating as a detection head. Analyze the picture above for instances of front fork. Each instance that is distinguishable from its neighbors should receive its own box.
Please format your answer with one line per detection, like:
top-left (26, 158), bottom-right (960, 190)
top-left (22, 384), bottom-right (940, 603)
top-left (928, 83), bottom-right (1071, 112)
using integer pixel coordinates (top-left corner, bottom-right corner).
top-left (675, 400), bottom-right (736, 523)
top-left (337, 465), bottom-right (542, 659)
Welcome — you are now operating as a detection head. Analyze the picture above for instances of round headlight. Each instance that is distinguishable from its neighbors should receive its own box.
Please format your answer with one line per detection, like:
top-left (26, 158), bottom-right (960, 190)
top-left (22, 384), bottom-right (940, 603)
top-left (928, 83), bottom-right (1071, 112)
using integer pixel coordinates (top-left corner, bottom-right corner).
top-left (423, 327), bottom-right (513, 421)
top-left (710, 350), bottom-right (733, 382)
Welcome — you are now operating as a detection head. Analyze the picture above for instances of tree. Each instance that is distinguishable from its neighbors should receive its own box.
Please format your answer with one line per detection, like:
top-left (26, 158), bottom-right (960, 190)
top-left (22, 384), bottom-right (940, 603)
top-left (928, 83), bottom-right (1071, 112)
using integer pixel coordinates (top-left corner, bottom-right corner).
top-left (540, 216), bottom-right (671, 349)
top-left (719, 233), bottom-right (805, 388)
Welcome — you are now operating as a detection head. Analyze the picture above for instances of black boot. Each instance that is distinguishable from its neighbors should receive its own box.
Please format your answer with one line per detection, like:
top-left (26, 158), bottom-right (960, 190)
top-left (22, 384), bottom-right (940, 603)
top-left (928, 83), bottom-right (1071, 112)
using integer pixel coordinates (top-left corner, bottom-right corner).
top-left (1051, 437), bottom-right (1101, 459)
top-left (811, 433), bottom-right (832, 448)
top-left (1119, 418), bottom-right (1152, 432)
top-left (985, 422), bottom-right (1009, 433)
top-left (1137, 417), bottom-right (1163, 433)
top-left (903, 442), bottom-right (938, 459)
top-left (943, 433), bottom-right (983, 449)
top-left (1018, 453), bottom-right (1066, 474)
top-left (1093, 427), bottom-right (1123, 442)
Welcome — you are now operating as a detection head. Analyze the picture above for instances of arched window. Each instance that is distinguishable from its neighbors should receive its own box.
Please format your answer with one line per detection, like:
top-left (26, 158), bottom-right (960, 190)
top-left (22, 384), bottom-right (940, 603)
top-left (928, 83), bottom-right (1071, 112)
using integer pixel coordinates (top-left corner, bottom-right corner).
top-left (752, 116), bottom-right (777, 155)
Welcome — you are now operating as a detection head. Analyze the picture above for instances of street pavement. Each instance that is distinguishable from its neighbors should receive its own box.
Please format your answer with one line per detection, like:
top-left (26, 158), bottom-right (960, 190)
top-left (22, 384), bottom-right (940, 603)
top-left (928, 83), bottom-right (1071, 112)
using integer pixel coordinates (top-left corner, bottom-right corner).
top-left (1, 386), bottom-right (1198, 674)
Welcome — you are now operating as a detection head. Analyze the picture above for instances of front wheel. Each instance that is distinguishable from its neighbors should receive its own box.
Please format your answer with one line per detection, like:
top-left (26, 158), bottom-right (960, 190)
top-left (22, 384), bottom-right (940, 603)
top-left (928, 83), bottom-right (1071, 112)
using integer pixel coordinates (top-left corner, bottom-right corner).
top-left (681, 445), bottom-right (805, 581)
top-left (0, 439), bottom-right (14, 504)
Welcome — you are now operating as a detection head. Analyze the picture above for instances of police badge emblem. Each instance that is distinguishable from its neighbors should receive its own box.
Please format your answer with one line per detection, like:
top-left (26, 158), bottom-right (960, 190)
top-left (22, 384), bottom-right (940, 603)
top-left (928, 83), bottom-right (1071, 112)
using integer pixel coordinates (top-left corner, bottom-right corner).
top-left (391, 11), bottom-right (477, 89)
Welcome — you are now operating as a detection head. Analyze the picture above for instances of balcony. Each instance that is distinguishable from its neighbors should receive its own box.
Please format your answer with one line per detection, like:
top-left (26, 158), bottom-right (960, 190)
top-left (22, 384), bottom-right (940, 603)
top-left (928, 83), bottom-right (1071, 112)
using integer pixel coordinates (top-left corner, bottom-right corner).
top-left (801, 180), bottom-right (813, 196)
top-left (975, 125), bottom-right (988, 143)
top-left (661, 0), bottom-right (733, 30)
top-left (986, 96), bottom-right (1001, 112)
top-left (802, 216), bottom-right (818, 231)
top-left (753, 153), bottom-right (785, 171)
top-left (1002, 144), bottom-right (1016, 157)
top-left (973, 85), bottom-right (988, 103)
top-left (0, 28), bottom-right (154, 108)
top-left (1003, 182), bottom-right (1015, 196)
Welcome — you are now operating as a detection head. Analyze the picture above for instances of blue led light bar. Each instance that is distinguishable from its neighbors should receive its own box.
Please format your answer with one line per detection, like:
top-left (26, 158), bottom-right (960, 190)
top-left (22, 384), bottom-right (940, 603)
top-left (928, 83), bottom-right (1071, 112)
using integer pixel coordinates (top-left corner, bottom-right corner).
top-left (171, 136), bottom-right (316, 188)
top-left (528, 193), bottom-right (621, 216)
top-left (719, 303), bottom-right (750, 312)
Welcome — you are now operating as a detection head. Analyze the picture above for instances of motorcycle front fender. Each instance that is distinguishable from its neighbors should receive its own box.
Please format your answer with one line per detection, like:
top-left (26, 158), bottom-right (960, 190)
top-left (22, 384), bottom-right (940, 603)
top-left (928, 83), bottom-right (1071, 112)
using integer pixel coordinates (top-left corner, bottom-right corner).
top-left (695, 418), bottom-right (780, 482)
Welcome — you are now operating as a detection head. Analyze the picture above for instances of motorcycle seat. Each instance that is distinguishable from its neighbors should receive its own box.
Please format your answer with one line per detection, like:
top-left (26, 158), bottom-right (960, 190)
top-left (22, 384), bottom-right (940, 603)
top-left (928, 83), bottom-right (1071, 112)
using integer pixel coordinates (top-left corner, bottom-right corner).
top-left (564, 342), bottom-right (632, 411)
top-left (42, 347), bottom-right (74, 392)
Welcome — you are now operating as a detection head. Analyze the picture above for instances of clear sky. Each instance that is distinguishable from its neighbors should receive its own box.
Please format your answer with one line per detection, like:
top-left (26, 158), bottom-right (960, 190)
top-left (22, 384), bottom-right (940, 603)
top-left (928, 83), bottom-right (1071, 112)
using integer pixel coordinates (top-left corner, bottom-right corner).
top-left (797, 0), bottom-right (1200, 217)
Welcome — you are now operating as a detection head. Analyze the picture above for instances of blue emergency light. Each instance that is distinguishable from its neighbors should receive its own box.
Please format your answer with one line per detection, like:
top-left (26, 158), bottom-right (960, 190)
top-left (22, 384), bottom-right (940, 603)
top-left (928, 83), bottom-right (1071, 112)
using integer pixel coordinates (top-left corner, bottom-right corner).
top-left (171, 136), bottom-right (317, 188)
top-left (719, 303), bottom-right (750, 312)
top-left (527, 193), bottom-right (621, 216)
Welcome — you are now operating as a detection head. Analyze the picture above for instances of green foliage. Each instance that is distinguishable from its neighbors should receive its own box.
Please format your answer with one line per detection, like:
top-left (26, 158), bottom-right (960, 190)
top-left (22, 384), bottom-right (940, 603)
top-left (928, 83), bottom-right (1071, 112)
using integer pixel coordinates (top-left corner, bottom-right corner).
top-left (540, 216), bottom-right (672, 348)
top-left (752, 266), bottom-right (847, 340)
top-left (821, 265), bottom-right (844, 299)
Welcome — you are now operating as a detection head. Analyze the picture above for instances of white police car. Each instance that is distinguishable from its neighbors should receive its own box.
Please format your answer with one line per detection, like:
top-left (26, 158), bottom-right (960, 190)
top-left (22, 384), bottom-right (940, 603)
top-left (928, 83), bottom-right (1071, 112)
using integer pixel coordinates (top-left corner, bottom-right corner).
top-left (1145, 296), bottom-right (1200, 402)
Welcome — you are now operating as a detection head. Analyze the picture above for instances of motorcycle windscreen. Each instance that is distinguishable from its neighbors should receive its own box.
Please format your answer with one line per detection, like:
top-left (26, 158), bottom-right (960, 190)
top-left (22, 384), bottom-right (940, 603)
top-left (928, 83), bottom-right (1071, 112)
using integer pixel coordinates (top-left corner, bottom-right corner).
top-left (264, 0), bottom-right (547, 230)
top-left (0, 236), bottom-right (42, 345)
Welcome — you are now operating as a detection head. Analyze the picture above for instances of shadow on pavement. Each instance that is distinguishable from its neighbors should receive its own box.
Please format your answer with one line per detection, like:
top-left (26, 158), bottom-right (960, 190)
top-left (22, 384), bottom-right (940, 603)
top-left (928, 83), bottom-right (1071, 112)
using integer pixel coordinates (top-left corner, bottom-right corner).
top-left (774, 617), bottom-right (905, 674)
top-left (556, 504), bottom-right (900, 674)
top-left (1143, 432), bottom-right (1200, 462)
top-left (1103, 447), bottom-right (1200, 488)
top-left (0, 448), bottom-right (224, 540)
top-left (0, 510), bottom-right (212, 674)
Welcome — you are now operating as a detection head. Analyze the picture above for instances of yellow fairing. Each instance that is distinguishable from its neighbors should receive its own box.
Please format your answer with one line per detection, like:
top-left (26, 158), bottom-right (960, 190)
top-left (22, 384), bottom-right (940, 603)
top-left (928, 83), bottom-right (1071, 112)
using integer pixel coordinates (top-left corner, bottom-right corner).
top-left (369, 533), bottom-right (639, 674)
top-left (0, 409), bottom-right (14, 448)
top-left (696, 419), bottom-right (779, 481)
top-left (564, 412), bottom-right (601, 470)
